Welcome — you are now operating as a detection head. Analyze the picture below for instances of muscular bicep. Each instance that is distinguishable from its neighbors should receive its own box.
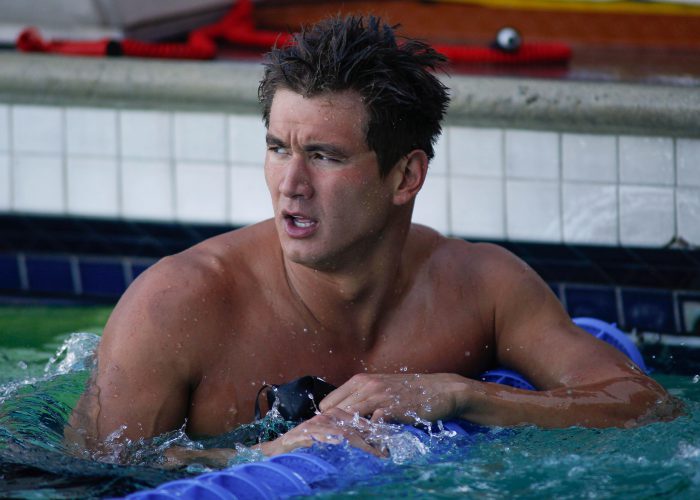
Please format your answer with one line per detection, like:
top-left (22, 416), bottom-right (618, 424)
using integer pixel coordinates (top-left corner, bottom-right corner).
top-left (488, 249), bottom-right (641, 390)
top-left (67, 268), bottom-right (195, 449)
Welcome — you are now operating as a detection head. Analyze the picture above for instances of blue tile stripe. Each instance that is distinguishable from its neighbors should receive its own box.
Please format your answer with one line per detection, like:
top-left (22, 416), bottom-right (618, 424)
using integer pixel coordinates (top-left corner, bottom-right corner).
top-left (25, 255), bottom-right (75, 294)
top-left (0, 251), bottom-right (698, 336)
top-left (0, 254), bottom-right (21, 291)
top-left (0, 253), bottom-right (156, 300)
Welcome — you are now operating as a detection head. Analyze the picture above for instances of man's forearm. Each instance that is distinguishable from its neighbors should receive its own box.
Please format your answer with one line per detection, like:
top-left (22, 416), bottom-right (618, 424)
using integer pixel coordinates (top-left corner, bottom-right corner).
top-left (453, 375), bottom-right (681, 428)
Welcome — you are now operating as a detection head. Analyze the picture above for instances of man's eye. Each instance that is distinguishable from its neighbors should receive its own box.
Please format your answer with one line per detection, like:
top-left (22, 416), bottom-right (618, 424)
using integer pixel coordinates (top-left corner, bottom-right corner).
top-left (313, 153), bottom-right (340, 163)
top-left (268, 146), bottom-right (289, 155)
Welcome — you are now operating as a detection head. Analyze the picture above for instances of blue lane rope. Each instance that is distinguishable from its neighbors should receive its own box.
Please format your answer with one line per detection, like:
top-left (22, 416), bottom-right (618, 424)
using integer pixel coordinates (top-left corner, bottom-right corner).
top-left (123, 318), bottom-right (647, 499)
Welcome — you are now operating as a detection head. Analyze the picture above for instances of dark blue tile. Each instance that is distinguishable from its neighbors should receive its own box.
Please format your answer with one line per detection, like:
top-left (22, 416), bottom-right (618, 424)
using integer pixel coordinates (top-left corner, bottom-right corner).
top-left (79, 259), bottom-right (127, 297)
top-left (25, 256), bottom-right (75, 294)
top-left (564, 285), bottom-right (618, 324)
top-left (676, 292), bottom-right (700, 335)
top-left (621, 288), bottom-right (676, 333)
top-left (0, 254), bottom-right (21, 291)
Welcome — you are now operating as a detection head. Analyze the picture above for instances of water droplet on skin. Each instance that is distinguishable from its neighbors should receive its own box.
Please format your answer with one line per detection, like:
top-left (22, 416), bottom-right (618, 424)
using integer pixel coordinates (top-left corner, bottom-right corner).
top-left (303, 327), bottom-right (308, 333)
top-left (329, 349), bottom-right (333, 354)
top-left (464, 351), bottom-right (471, 357)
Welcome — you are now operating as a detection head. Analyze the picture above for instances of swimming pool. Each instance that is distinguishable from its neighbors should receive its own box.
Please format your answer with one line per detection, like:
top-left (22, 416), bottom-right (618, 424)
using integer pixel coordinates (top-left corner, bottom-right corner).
top-left (1, 305), bottom-right (699, 498)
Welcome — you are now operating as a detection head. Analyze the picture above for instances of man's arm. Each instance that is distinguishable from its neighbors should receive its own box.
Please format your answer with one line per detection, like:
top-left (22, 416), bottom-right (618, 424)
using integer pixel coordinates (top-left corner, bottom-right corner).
top-left (320, 244), bottom-right (680, 428)
top-left (66, 256), bottom-right (195, 454)
top-left (66, 254), bottom-right (380, 463)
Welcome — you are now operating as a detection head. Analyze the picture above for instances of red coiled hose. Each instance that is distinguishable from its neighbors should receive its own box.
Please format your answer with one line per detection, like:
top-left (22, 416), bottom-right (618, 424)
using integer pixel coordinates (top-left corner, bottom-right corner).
top-left (16, 0), bottom-right (569, 64)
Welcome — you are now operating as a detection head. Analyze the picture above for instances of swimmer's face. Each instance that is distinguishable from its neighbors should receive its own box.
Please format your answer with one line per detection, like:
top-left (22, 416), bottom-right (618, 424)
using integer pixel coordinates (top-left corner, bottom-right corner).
top-left (264, 89), bottom-right (397, 269)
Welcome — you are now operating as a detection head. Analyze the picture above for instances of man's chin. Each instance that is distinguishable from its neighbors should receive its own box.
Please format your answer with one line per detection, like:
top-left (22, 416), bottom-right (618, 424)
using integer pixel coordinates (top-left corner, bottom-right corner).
top-left (280, 244), bottom-right (339, 272)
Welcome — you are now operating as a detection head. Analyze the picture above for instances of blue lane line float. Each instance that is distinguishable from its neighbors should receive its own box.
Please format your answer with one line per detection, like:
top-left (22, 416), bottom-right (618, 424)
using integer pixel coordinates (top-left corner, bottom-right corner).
top-left (573, 317), bottom-right (649, 373)
top-left (123, 318), bottom-right (647, 499)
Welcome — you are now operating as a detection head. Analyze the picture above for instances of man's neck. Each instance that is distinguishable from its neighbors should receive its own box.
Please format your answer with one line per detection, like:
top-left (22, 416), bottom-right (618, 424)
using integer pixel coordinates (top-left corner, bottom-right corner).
top-left (281, 226), bottom-right (411, 351)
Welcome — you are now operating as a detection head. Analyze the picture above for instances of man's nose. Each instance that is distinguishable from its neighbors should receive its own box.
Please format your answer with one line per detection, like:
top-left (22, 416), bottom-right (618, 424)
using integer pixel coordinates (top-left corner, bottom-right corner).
top-left (279, 155), bottom-right (314, 199)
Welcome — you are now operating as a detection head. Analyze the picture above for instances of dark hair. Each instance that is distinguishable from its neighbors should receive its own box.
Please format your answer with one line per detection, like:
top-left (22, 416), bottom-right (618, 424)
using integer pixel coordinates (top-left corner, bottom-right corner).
top-left (258, 16), bottom-right (450, 177)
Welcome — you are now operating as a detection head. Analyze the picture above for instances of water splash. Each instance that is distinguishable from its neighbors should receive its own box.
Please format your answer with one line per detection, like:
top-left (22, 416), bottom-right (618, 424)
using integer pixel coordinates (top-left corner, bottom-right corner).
top-left (44, 332), bottom-right (99, 376)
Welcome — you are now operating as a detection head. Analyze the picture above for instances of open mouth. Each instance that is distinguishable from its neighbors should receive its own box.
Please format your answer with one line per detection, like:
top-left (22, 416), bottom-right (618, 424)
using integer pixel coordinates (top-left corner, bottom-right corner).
top-left (283, 213), bottom-right (319, 237)
top-left (287, 215), bottom-right (316, 228)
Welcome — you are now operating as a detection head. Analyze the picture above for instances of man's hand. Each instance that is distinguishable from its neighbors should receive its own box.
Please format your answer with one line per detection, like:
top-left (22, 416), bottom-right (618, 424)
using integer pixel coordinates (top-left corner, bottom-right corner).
top-left (258, 408), bottom-right (384, 457)
top-left (319, 373), bottom-right (467, 424)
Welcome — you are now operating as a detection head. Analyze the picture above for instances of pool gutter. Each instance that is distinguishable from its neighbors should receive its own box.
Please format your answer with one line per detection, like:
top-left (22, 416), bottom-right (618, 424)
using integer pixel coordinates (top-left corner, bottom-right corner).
top-left (1, 52), bottom-right (699, 137)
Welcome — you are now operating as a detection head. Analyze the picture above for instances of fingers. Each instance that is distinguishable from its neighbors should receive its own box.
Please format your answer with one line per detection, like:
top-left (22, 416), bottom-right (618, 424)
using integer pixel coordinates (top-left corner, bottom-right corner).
top-left (319, 376), bottom-right (363, 411)
top-left (320, 374), bottom-right (394, 417)
top-left (270, 409), bottom-right (381, 456)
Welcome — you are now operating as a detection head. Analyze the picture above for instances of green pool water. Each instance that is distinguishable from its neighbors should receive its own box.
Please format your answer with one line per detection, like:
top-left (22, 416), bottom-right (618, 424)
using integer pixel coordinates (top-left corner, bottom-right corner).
top-left (1, 305), bottom-right (699, 499)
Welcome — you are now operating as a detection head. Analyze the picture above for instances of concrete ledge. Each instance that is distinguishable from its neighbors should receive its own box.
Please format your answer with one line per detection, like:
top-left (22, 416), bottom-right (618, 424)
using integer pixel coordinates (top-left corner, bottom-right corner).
top-left (1, 52), bottom-right (699, 137)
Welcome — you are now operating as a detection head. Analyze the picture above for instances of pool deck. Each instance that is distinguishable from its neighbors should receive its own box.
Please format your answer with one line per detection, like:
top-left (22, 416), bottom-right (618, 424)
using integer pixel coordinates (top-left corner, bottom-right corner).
top-left (1, 52), bottom-right (699, 138)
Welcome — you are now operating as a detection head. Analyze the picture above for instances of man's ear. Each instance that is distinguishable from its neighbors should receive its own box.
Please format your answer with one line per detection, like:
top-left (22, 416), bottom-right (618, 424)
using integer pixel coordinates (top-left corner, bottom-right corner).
top-left (391, 149), bottom-right (428, 206)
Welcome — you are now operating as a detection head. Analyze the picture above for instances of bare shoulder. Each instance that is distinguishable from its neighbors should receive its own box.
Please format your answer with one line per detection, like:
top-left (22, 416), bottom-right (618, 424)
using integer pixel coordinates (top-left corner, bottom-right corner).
top-left (124, 221), bottom-right (277, 306)
top-left (410, 224), bottom-right (528, 283)
top-left (101, 221), bottom-right (279, 357)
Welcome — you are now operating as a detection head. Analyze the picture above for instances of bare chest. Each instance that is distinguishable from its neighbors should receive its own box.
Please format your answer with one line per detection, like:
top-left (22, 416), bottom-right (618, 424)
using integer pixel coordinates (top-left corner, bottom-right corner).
top-left (185, 293), bottom-right (494, 436)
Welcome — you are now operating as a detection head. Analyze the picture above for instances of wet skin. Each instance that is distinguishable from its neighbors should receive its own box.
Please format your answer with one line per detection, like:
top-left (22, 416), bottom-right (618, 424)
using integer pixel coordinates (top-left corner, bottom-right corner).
top-left (68, 90), bottom-right (678, 462)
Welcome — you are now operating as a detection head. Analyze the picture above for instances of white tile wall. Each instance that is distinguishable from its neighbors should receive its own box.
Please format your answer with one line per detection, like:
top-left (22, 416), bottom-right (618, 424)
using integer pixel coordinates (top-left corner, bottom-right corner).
top-left (121, 110), bottom-right (171, 160)
top-left (67, 157), bottom-right (119, 217)
top-left (677, 138), bottom-right (700, 187)
top-left (229, 115), bottom-right (266, 166)
top-left (619, 185), bottom-right (675, 246)
top-left (66, 108), bottom-right (117, 157)
top-left (619, 136), bottom-right (674, 186)
top-left (175, 161), bottom-right (227, 223)
top-left (12, 154), bottom-right (64, 213)
top-left (121, 159), bottom-right (174, 220)
top-left (677, 187), bottom-right (700, 246)
top-left (430, 132), bottom-right (448, 175)
top-left (174, 112), bottom-right (226, 162)
top-left (449, 127), bottom-right (502, 177)
top-left (230, 165), bottom-right (273, 225)
top-left (506, 179), bottom-right (561, 242)
top-left (0, 103), bottom-right (698, 250)
top-left (562, 133), bottom-right (617, 182)
top-left (0, 105), bottom-right (8, 152)
top-left (562, 182), bottom-right (617, 244)
top-left (505, 130), bottom-right (559, 180)
top-left (0, 155), bottom-right (9, 210)
top-left (450, 177), bottom-right (504, 239)
top-left (12, 105), bottom-right (63, 154)
top-left (414, 174), bottom-right (449, 234)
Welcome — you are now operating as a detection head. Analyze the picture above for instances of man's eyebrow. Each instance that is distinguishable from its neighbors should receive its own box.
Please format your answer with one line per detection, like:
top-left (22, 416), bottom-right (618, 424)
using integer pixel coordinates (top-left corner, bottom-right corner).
top-left (303, 143), bottom-right (349, 158)
top-left (265, 134), bottom-right (286, 146)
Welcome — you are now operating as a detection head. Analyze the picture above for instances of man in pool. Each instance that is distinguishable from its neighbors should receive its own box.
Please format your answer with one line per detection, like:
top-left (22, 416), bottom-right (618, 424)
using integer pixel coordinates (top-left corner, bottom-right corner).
top-left (68, 16), bottom-right (677, 462)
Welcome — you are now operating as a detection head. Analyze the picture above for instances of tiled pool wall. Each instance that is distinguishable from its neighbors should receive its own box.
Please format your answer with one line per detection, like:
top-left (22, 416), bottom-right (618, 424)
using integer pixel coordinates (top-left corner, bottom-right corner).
top-left (0, 54), bottom-right (698, 339)
top-left (0, 104), bottom-right (700, 247)
top-left (0, 101), bottom-right (699, 247)
top-left (0, 248), bottom-right (698, 337)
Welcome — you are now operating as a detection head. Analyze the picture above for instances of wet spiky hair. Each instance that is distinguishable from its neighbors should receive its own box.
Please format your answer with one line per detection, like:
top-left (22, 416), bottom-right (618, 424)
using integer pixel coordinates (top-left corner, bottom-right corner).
top-left (258, 15), bottom-right (449, 176)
